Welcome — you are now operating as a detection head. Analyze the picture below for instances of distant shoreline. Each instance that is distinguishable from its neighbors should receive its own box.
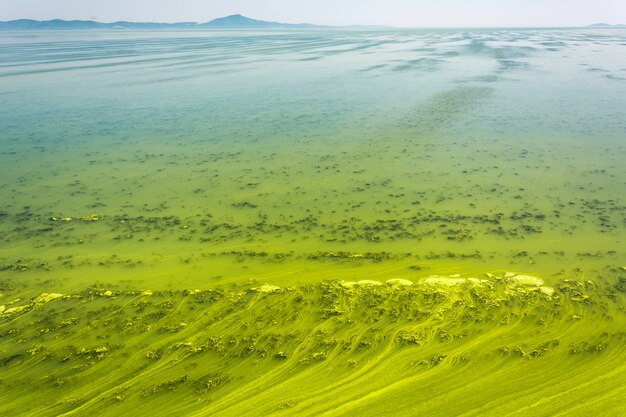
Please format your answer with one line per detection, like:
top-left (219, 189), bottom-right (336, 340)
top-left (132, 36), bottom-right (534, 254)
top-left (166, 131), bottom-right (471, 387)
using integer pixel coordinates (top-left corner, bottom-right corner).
top-left (1, 16), bottom-right (624, 30)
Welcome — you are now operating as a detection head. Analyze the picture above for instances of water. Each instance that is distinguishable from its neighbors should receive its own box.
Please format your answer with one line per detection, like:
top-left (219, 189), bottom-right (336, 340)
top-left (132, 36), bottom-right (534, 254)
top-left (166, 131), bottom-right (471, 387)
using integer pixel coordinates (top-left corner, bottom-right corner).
top-left (0, 29), bottom-right (625, 416)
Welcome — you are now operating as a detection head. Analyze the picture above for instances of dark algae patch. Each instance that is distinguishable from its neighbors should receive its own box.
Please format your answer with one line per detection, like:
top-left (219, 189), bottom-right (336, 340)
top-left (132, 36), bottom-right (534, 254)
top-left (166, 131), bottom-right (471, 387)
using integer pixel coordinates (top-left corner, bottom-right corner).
top-left (1, 272), bottom-right (625, 416)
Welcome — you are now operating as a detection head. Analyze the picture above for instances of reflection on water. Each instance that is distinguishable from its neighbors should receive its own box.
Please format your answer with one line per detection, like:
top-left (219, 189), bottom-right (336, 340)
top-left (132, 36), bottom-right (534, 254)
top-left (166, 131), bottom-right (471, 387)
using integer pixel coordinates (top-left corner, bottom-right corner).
top-left (0, 28), bottom-right (625, 416)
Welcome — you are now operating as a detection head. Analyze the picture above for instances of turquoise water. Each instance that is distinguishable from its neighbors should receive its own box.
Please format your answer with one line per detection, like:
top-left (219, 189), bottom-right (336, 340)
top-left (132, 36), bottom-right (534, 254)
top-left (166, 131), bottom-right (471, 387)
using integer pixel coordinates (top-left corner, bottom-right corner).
top-left (1, 29), bottom-right (624, 290)
top-left (0, 29), bottom-right (625, 416)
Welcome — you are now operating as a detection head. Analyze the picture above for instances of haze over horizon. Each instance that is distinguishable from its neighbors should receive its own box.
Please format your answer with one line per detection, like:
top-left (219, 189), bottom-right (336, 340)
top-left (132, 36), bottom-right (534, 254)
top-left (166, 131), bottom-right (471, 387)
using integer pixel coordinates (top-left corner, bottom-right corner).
top-left (1, 0), bottom-right (625, 28)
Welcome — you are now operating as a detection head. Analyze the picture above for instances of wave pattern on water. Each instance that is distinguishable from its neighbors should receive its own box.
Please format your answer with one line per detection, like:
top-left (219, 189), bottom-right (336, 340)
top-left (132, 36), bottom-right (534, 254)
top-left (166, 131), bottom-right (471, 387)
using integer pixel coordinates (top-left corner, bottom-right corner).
top-left (1, 274), bottom-right (625, 416)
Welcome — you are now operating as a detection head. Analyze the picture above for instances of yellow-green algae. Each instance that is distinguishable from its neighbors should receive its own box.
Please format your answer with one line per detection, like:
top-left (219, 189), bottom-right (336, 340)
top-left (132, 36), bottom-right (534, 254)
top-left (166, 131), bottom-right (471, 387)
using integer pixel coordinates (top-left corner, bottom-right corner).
top-left (1, 29), bottom-right (625, 416)
top-left (1, 270), bottom-right (624, 416)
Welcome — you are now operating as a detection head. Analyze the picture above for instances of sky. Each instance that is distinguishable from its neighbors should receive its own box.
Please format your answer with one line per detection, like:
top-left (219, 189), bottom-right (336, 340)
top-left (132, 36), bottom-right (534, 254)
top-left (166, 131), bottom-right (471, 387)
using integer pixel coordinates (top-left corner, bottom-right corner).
top-left (1, 0), bottom-right (625, 27)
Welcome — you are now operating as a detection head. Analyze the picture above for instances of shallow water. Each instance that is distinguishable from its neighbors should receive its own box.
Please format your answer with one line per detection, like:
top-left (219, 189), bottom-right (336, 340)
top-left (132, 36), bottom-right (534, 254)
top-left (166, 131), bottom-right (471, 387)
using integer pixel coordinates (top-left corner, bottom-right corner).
top-left (0, 29), bottom-right (625, 416)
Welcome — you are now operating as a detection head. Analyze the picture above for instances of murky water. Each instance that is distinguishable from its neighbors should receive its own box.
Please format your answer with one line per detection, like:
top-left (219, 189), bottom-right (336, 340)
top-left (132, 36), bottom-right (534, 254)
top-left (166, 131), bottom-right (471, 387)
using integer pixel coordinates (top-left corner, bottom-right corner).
top-left (1, 29), bottom-right (625, 416)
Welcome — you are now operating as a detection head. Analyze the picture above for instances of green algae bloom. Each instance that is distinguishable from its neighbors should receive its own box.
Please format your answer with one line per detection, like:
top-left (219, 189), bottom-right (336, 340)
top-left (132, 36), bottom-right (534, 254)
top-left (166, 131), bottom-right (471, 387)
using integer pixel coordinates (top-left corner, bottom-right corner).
top-left (1, 28), bottom-right (625, 416)
top-left (1, 274), bottom-right (625, 415)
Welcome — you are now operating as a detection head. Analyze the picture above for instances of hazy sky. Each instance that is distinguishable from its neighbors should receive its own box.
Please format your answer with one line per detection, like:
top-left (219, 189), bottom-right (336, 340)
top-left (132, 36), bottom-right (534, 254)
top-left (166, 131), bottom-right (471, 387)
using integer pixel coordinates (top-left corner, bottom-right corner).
top-left (1, 0), bottom-right (625, 27)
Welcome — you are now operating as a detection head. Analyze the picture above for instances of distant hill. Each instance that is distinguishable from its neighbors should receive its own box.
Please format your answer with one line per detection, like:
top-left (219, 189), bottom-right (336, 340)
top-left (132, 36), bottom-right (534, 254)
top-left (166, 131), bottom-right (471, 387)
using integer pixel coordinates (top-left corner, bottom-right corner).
top-left (199, 14), bottom-right (318, 28)
top-left (587, 23), bottom-right (626, 28)
top-left (0, 15), bottom-right (324, 30)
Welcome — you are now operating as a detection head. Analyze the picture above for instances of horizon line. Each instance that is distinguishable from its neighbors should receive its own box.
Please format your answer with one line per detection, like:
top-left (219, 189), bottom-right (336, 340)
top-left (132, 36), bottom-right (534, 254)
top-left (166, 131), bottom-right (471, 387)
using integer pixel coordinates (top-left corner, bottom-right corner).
top-left (1, 16), bottom-right (624, 29)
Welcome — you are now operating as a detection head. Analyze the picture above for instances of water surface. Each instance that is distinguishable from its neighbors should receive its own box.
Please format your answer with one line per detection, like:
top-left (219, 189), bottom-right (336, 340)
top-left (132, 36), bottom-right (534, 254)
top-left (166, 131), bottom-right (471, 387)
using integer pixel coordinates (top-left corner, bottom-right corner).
top-left (0, 28), bottom-right (625, 416)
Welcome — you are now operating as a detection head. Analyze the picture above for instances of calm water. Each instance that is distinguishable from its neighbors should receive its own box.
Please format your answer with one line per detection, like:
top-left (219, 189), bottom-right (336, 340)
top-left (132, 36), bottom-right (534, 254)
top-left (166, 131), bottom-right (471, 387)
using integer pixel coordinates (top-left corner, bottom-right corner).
top-left (1, 29), bottom-right (624, 291)
top-left (0, 29), bottom-right (625, 416)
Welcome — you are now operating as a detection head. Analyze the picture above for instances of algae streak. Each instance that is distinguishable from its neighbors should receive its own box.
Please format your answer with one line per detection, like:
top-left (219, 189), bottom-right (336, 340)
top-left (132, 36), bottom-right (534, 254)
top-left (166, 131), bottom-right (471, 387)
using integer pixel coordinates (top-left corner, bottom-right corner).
top-left (1, 272), bottom-right (625, 416)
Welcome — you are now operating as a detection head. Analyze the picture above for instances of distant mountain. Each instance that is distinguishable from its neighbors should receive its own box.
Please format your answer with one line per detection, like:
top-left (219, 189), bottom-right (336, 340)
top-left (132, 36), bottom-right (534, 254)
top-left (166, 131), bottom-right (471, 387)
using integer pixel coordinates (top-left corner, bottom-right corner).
top-left (199, 14), bottom-right (318, 28)
top-left (0, 19), bottom-right (200, 30)
top-left (0, 19), bottom-right (103, 29)
top-left (587, 23), bottom-right (626, 28)
top-left (0, 15), bottom-right (324, 30)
